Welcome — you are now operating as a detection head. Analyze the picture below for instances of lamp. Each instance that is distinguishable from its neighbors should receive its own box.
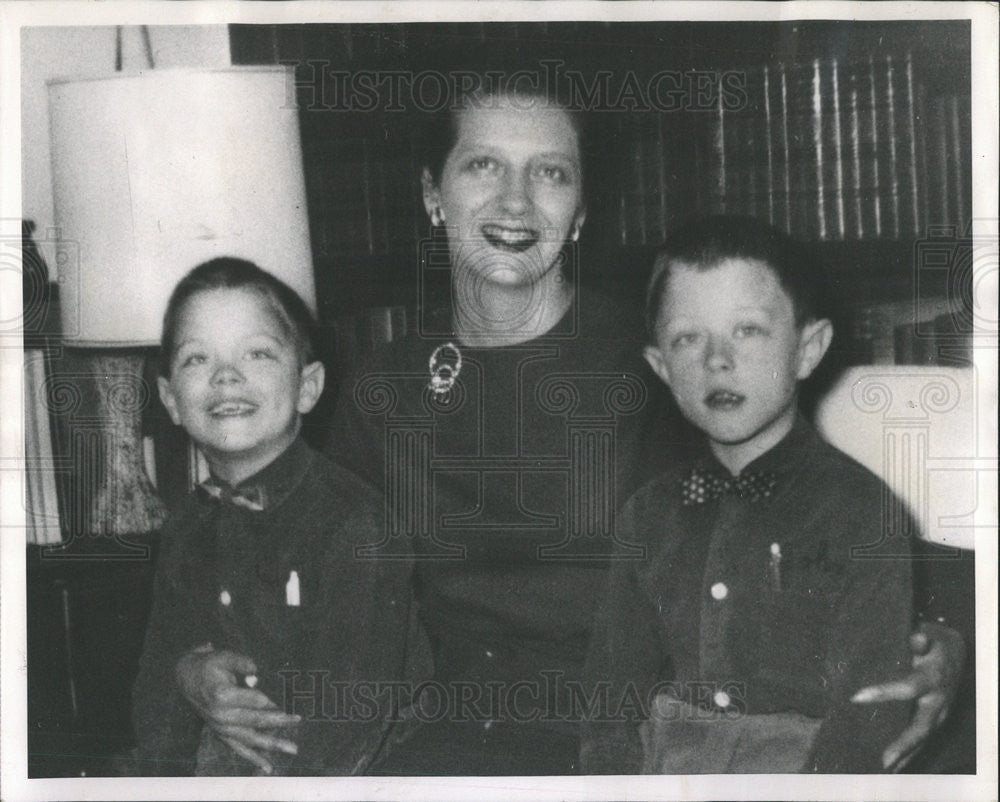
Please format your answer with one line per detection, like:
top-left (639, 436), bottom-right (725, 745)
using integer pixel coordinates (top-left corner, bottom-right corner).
top-left (48, 66), bottom-right (316, 537)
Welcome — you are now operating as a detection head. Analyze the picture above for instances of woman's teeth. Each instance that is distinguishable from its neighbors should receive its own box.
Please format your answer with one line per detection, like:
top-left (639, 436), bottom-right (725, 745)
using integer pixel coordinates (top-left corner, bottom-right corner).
top-left (481, 224), bottom-right (538, 252)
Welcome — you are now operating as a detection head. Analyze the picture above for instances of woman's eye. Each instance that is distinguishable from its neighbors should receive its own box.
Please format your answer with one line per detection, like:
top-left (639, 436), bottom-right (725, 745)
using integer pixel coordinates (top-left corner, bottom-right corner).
top-left (468, 156), bottom-right (500, 174)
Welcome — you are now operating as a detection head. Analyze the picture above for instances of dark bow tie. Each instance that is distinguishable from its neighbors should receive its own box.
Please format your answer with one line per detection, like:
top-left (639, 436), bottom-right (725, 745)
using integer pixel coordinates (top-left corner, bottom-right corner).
top-left (198, 478), bottom-right (267, 511)
top-left (680, 466), bottom-right (777, 505)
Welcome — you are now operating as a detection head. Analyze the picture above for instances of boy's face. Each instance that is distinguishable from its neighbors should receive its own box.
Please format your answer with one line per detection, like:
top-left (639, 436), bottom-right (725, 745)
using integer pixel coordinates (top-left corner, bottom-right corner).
top-left (158, 287), bottom-right (324, 484)
top-left (644, 258), bottom-right (831, 474)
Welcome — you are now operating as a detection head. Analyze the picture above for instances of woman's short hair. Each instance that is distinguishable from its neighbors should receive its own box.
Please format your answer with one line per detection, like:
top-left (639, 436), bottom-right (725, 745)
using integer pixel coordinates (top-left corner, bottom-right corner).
top-left (420, 72), bottom-right (589, 187)
top-left (159, 257), bottom-right (317, 377)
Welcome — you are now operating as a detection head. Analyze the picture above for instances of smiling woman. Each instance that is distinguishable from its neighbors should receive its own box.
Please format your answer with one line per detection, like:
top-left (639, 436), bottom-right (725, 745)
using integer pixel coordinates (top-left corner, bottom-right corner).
top-left (421, 91), bottom-right (587, 346)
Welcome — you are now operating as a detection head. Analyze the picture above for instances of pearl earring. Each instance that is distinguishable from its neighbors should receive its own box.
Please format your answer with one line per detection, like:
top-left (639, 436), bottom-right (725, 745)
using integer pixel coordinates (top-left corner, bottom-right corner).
top-left (431, 207), bottom-right (445, 227)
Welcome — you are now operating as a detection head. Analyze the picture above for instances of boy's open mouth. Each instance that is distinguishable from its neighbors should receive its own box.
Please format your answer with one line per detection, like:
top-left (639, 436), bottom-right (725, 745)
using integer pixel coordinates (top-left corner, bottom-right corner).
top-left (481, 224), bottom-right (539, 253)
top-left (704, 390), bottom-right (745, 410)
top-left (208, 399), bottom-right (257, 417)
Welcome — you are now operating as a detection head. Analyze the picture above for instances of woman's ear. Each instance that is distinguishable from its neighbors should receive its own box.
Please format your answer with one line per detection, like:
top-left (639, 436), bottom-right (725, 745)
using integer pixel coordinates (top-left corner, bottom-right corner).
top-left (296, 361), bottom-right (326, 415)
top-left (421, 167), bottom-right (442, 224)
top-left (795, 318), bottom-right (834, 380)
top-left (157, 376), bottom-right (182, 426)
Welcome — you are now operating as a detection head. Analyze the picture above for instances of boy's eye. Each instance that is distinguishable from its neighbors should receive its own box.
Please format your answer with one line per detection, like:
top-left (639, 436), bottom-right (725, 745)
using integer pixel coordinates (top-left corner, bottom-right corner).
top-left (534, 164), bottom-right (569, 184)
top-left (179, 353), bottom-right (207, 368)
top-left (735, 324), bottom-right (766, 338)
top-left (247, 348), bottom-right (275, 361)
top-left (670, 332), bottom-right (699, 349)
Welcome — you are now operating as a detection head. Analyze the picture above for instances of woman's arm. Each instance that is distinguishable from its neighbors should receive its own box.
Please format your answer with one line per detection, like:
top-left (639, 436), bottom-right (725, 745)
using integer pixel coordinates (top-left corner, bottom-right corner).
top-left (851, 538), bottom-right (971, 770)
top-left (173, 646), bottom-right (300, 775)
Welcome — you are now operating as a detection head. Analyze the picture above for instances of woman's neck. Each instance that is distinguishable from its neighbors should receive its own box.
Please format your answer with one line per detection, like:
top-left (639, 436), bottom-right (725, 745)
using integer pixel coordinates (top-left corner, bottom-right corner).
top-left (451, 269), bottom-right (574, 348)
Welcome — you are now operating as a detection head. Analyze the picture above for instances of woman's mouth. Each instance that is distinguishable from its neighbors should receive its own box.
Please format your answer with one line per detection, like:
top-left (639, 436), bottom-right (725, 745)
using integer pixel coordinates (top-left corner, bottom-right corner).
top-left (704, 390), bottom-right (745, 410)
top-left (208, 399), bottom-right (257, 417)
top-left (480, 224), bottom-right (539, 253)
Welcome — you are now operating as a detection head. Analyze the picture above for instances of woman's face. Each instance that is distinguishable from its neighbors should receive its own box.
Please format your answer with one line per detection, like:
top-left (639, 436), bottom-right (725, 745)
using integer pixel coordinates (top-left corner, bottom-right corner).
top-left (424, 96), bottom-right (586, 293)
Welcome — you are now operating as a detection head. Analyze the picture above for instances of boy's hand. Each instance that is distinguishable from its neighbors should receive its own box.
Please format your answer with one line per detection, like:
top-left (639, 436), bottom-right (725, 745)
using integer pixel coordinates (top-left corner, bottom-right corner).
top-left (175, 645), bottom-right (301, 775)
top-left (851, 622), bottom-right (966, 770)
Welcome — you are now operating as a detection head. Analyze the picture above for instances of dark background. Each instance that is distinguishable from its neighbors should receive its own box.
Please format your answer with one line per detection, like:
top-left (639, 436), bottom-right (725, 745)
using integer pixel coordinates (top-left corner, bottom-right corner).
top-left (230, 20), bottom-right (971, 317)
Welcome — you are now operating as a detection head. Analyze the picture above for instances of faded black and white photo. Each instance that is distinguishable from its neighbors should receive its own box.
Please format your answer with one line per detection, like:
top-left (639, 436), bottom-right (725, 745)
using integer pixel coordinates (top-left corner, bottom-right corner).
top-left (1, 3), bottom-right (995, 801)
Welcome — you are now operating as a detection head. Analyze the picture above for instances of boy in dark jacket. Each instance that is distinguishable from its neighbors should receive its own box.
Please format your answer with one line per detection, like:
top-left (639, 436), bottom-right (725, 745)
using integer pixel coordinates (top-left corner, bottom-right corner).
top-left (133, 258), bottom-right (413, 775)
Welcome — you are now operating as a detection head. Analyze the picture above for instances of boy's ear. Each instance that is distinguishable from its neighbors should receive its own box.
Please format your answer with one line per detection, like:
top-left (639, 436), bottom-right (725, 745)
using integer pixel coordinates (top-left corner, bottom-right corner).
top-left (157, 376), bottom-right (182, 426)
top-left (643, 345), bottom-right (672, 388)
top-left (296, 361), bottom-right (326, 415)
top-left (421, 167), bottom-right (441, 221)
top-left (795, 318), bottom-right (834, 380)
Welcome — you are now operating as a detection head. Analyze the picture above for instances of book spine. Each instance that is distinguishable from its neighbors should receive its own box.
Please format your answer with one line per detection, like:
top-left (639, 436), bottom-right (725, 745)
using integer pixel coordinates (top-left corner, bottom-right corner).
top-left (762, 65), bottom-right (777, 227)
top-left (811, 58), bottom-right (827, 240)
top-left (904, 53), bottom-right (921, 237)
top-left (829, 58), bottom-right (846, 239)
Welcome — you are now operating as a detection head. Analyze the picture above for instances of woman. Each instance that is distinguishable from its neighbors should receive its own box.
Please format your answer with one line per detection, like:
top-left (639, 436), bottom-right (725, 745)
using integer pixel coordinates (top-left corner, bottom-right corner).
top-left (171, 77), bottom-right (963, 776)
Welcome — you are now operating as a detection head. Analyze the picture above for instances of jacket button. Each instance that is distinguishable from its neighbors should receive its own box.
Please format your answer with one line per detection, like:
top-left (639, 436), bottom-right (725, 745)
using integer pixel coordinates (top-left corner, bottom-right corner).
top-left (713, 690), bottom-right (731, 709)
top-left (710, 582), bottom-right (728, 600)
top-left (219, 589), bottom-right (232, 606)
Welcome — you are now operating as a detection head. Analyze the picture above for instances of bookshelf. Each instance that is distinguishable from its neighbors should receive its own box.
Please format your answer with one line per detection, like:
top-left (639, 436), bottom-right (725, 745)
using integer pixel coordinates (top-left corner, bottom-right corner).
top-left (228, 22), bottom-right (972, 370)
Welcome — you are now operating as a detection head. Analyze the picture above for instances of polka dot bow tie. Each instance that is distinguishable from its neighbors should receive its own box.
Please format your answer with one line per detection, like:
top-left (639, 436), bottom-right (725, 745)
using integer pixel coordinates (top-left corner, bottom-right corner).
top-left (198, 478), bottom-right (267, 512)
top-left (680, 466), bottom-right (778, 505)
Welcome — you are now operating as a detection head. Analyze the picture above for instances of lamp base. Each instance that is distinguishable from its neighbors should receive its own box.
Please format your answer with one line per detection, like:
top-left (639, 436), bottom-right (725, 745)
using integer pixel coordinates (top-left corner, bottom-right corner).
top-left (90, 353), bottom-right (167, 535)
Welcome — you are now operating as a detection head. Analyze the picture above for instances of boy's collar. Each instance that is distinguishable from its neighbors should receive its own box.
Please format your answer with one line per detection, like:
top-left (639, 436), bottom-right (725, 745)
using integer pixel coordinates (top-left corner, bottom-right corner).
top-left (204, 437), bottom-right (314, 512)
top-left (693, 413), bottom-right (816, 481)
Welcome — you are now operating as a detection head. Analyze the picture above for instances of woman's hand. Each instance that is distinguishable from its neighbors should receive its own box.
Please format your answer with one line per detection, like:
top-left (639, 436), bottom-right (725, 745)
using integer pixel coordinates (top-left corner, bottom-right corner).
top-left (851, 622), bottom-right (966, 770)
top-left (175, 644), bottom-right (301, 775)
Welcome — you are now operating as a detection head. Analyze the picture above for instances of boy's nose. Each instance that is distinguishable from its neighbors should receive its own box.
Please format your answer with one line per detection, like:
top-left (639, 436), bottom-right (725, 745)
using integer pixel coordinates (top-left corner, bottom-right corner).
top-left (704, 336), bottom-right (734, 371)
top-left (210, 362), bottom-right (245, 385)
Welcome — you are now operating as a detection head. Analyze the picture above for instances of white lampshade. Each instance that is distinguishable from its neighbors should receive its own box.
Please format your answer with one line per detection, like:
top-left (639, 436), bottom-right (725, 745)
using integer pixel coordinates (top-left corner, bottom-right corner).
top-left (48, 66), bottom-right (315, 346)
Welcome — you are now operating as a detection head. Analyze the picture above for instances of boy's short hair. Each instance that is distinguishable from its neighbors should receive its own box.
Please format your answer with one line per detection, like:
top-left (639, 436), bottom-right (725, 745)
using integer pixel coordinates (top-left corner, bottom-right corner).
top-left (159, 257), bottom-right (317, 377)
top-left (645, 215), bottom-right (828, 339)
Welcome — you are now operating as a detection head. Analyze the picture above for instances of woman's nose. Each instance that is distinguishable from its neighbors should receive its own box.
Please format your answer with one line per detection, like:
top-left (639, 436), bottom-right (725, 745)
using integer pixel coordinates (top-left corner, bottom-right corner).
top-left (498, 170), bottom-right (531, 214)
top-left (704, 336), bottom-right (734, 371)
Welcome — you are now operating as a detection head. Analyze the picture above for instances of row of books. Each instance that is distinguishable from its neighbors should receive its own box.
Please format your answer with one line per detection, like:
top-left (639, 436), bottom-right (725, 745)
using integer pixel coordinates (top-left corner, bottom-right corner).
top-left (701, 54), bottom-right (971, 242)
top-left (618, 54), bottom-right (971, 246)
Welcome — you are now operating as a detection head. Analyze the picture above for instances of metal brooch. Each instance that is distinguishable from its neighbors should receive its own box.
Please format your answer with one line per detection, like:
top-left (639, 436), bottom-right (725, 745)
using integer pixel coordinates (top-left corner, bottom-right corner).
top-left (428, 341), bottom-right (462, 397)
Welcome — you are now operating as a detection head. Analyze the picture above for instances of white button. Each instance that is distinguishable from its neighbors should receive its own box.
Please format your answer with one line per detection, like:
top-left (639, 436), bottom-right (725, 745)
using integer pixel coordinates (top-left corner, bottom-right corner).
top-left (710, 582), bottom-right (728, 600)
top-left (219, 589), bottom-right (232, 606)
top-left (485, 650), bottom-right (494, 659)
top-left (714, 690), bottom-right (731, 708)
